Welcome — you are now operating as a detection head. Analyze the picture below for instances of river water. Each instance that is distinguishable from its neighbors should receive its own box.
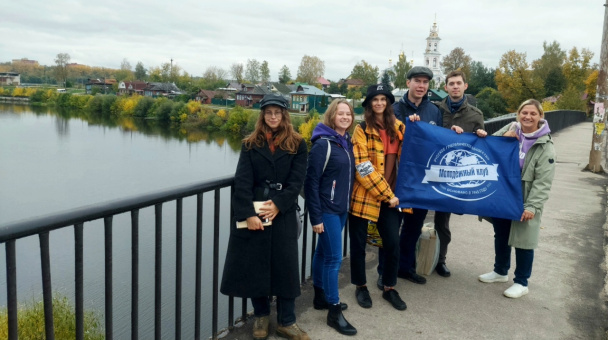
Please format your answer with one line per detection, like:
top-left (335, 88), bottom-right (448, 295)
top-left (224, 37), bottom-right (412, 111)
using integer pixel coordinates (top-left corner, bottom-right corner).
top-left (0, 104), bottom-right (246, 338)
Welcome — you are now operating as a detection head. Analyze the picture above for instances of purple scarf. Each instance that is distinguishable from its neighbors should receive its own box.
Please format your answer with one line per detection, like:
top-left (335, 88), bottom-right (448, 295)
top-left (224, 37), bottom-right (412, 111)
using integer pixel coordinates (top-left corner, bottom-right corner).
top-left (510, 120), bottom-right (551, 169)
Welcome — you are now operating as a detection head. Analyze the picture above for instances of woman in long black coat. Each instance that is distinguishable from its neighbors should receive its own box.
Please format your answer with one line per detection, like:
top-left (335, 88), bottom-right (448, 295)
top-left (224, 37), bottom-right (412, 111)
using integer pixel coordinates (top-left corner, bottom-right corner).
top-left (220, 94), bottom-right (309, 340)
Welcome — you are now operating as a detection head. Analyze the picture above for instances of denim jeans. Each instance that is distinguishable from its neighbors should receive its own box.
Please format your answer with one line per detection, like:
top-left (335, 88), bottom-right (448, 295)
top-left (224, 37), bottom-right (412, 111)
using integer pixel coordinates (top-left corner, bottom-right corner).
top-left (350, 203), bottom-right (401, 287)
top-left (251, 296), bottom-right (296, 326)
top-left (378, 208), bottom-right (428, 275)
top-left (312, 213), bottom-right (347, 304)
top-left (492, 217), bottom-right (534, 286)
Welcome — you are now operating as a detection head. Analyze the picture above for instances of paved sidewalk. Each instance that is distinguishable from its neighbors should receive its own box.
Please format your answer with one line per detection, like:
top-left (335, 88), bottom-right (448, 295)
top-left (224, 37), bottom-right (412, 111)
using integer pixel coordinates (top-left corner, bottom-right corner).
top-left (225, 122), bottom-right (608, 340)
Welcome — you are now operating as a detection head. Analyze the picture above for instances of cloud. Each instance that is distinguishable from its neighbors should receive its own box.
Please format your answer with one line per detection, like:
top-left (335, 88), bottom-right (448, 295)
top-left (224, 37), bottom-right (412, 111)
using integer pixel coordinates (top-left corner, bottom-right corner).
top-left (1, 0), bottom-right (603, 81)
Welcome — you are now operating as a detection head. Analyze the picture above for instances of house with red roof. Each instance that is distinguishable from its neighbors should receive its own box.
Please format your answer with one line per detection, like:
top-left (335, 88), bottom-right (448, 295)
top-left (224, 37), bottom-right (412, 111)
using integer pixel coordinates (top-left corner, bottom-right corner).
top-left (118, 81), bottom-right (147, 96)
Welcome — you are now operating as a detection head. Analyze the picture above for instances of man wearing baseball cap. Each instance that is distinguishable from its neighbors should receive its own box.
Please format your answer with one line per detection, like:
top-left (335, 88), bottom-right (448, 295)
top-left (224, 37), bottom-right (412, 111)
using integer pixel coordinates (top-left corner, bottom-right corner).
top-left (381, 66), bottom-right (443, 286)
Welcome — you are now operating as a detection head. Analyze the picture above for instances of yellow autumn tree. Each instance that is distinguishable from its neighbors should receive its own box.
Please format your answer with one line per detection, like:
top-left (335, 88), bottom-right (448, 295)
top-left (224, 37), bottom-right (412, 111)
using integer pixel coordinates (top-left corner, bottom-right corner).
top-left (216, 109), bottom-right (227, 120)
top-left (185, 100), bottom-right (201, 115)
top-left (585, 70), bottom-right (599, 103)
top-left (542, 101), bottom-right (558, 112)
top-left (298, 113), bottom-right (321, 148)
top-left (563, 47), bottom-right (594, 92)
top-left (12, 88), bottom-right (25, 97)
top-left (24, 88), bottom-right (37, 97)
top-left (495, 50), bottom-right (544, 112)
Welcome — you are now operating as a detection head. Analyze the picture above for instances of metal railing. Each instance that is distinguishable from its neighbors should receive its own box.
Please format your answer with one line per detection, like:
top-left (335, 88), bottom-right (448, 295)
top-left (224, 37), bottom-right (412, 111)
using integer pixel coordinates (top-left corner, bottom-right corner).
top-left (0, 176), bottom-right (243, 340)
top-left (484, 109), bottom-right (587, 135)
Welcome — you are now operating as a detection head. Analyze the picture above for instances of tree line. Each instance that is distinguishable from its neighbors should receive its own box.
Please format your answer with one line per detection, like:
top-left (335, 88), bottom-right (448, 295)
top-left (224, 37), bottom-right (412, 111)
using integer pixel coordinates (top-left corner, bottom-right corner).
top-left (1, 40), bottom-right (596, 118)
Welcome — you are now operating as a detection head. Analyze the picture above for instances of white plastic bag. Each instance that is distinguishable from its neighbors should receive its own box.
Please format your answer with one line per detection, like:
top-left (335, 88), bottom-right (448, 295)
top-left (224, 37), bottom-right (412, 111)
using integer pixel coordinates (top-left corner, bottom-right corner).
top-left (415, 223), bottom-right (440, 276)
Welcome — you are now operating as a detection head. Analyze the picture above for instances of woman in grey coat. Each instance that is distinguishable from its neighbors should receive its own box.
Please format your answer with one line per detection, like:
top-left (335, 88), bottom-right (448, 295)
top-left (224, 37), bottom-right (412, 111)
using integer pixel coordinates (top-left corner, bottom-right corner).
top-left (220, 94), bottom-right (309, 340)
top-left (478, 99), bottom-right (556, 298)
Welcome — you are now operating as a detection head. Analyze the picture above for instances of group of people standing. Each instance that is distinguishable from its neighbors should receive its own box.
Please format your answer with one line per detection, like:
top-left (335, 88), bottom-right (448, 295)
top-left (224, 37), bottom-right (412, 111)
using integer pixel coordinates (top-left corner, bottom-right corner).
top-left (220, 66), bottom-right (556, 340)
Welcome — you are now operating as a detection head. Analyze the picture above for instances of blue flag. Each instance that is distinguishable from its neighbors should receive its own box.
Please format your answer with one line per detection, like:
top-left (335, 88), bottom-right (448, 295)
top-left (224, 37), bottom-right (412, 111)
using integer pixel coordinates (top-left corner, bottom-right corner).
top-left (395, 120), bottom-right (523, 221)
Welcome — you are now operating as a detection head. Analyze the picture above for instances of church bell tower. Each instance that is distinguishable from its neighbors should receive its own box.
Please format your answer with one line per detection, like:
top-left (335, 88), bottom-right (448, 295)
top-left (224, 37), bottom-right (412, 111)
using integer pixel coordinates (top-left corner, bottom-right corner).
top-left (424, 20), bottom-right (443, 87)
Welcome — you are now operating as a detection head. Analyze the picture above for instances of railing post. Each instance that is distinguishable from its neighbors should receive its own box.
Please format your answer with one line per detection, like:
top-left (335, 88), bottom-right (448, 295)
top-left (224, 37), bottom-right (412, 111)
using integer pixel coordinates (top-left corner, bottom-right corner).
top-left (213, 189), bottom-right (220, 339)
top-left (104, 216), bottom-right (114, 340)
top-left (39, 232), bottom-right (55, 340)
top-left (154, 203), bottom-right (163, 340)
top-left (5, 240), bottom-right (17, 340)
top-left (175, 199), bottom-right (183, 340)
top-left (130, 210), bottom-right (139, 340)
top-left (195, 193), bottom-right (203, 340)
top-left (75, 223), bottom-right (84, 340)
top-left (301, 204), bottom-right (309, 284)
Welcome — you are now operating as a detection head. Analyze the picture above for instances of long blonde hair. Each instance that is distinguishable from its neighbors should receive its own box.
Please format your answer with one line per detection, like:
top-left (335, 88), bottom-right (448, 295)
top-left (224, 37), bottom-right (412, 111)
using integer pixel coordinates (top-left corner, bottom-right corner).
top-left (243, 106), bottom-right (302, 153)
top-left (324, 99), bottom-right (354, 131)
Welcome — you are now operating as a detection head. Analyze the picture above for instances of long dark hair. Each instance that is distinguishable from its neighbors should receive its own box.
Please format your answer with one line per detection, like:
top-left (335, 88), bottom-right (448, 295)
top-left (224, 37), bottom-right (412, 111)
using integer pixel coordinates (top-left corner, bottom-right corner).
top-left (363, 99), bottom-right (398, 142)
top-left (243, 106), bottom-right (302, 153)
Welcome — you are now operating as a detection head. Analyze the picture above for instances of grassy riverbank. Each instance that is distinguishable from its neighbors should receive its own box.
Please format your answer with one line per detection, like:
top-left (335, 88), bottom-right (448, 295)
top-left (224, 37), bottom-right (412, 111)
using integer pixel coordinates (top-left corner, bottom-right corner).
top-left (0, 296), bottom-right (104, 339)
top-left (0, 87), bottom-right (322, 142)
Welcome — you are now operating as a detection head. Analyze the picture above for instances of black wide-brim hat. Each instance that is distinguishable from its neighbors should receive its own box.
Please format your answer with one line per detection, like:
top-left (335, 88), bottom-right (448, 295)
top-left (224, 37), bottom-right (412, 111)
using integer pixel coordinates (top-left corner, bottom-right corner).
top-left (361, 83), bottom-right (395, 108)
top-left (260, 94), bottom-right (288, 110)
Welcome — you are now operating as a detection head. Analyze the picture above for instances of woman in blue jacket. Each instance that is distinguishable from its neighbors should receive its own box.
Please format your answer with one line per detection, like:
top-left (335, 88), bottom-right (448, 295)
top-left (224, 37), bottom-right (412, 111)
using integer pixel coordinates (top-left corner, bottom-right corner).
top-left (304, 99), bottom-right (356, 336)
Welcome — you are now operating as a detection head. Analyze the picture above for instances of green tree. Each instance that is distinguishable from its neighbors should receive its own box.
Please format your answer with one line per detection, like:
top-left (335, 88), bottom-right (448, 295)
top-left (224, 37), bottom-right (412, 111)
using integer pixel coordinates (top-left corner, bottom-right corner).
top-left (224, 106), bottom-right (251, 134)
top-left (54, 52), bottom-right (71, 87)
top-left (134, 61), bottom-right (147, 80)
top-left (296, 55), bottom-right (325, 84)
top-left (441, 47), bottom-right (472, 81)
top-left (200, 66), bottom-right (228, 90)
top-left (562, 47), bottom-right (594, 91)
top-left (393, 52), bottom-right (411, 89)
top-left (245, 59), bottom-right (260, 83)
top-left (230, 63), bottom-right (244, 83)
top-left (475, 87), bottom-right (507, 118)
top-left (544, 68), bottom-right (566, 97)
top-left (115, 58), bottom-right (134, 81)
top-left (467, 61), bottom-right (496, 96)
top-left (495, 50), bottom-right (544, 111)
top-left (327, 81), bottom-right (340, 94)
top-left (278, 65), bottom-right (291, 84)
top-left (556, 85), bottom-right (586, 110)
top-left (381, 71), bottom-right (393, 91)
top-left (350, 60), bottom-right (379, 87)
top-left (260, 60), bottom-right (271, 82)
top-left (339, 82), bottom-right (348, 95)
top-left (531, 41), bottom-right (566, 96)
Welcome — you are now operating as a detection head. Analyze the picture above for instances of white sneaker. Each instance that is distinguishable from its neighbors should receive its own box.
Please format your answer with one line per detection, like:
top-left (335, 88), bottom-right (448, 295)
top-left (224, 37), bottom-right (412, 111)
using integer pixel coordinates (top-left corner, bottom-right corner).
top-left (478, 271), bottom-right (509, 283)
top-left (503, 283), bottom-right (529, 298)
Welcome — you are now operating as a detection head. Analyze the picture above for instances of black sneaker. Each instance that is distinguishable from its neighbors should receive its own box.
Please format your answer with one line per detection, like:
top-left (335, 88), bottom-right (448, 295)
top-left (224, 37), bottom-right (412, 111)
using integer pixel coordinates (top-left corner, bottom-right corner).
top-left (398, 271), bottom-right (427, 284)
top-left (382, 289), bottom-right (407, 310)
top-left (355, 286), bottom-right (372, 308)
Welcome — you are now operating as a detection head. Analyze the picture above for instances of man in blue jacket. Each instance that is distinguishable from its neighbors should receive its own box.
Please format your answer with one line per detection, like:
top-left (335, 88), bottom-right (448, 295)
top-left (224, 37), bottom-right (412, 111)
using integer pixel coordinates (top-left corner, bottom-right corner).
top-left (393, 66), bottom-right (442, 126)
top-left (377, 66), bottom-right (441, 287)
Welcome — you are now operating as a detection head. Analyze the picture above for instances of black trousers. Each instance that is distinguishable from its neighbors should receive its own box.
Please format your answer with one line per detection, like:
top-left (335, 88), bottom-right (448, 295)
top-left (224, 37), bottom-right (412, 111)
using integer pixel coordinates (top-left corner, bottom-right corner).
top-left (377, 208), bottom-right (428, 275)
top-left (349, 202), bottom-right (401, 287)
top-left (434, 211), bottom-right (452, 264)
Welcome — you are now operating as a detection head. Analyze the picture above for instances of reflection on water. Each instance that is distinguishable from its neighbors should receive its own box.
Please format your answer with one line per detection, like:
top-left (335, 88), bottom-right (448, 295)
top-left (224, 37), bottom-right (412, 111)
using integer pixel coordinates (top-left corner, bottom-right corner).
top-left (15, 103), bottom-right (245, 150)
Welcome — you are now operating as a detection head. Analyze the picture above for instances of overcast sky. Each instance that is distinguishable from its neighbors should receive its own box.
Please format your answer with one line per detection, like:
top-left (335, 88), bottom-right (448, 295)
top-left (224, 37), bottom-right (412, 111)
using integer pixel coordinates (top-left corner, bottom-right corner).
top-left (1, 0), bottom-right (604, 82)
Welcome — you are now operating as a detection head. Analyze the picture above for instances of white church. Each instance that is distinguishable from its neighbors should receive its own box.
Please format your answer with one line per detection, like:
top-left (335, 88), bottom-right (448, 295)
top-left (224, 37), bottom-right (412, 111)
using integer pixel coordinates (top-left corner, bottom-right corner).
top-left (388, 20), bottom-right (446, 100)
top-left (423, 20), bottom-right (444, 87)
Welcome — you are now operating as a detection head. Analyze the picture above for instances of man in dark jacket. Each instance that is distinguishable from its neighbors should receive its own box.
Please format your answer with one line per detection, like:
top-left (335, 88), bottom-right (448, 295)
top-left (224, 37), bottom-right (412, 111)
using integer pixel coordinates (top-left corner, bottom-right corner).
top-left (393, 66), bottom-right (442, 126)
top-left (433, 70), bottom-right (487, 277)
top-left (377, 66), bottom-right (442, 287)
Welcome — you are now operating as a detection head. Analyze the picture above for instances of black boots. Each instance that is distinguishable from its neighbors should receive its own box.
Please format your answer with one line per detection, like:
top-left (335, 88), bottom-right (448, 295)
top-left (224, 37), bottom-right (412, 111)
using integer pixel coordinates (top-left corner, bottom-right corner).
top-left (327, 303), bottom-right (357, 336)
top-left (313, 286), bottom-right (347, 310)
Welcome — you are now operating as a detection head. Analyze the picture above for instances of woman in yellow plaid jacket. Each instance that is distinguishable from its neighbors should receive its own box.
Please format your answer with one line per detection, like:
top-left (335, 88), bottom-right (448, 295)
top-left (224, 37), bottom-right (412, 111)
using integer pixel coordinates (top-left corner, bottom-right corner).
top-left (349, 84), bottom-right (407, 311)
